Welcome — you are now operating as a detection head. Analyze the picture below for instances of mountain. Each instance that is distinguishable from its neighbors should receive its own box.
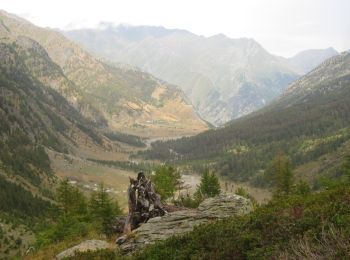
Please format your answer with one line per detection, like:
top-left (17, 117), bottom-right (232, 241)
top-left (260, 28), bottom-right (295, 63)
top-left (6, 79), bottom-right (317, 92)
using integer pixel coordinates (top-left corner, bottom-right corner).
top-left (64, 24), bottom-right (299, 125)
top-left (143, 52), bottom-right (350, 185)
top-left (286, 47), bottom-right (338, 74)
top-left (0, 35), bottom-right (109, 218)
top-left (0, 11), bottom-right (209, 256)
top-left (0, 11), bottom-right (208, 137)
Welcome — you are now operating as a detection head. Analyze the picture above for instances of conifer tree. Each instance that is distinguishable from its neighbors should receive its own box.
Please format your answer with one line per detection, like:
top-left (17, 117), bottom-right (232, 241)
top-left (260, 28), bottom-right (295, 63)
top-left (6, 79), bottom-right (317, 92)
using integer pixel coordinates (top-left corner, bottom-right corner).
top-left (151, 165), bottom-right (181, 201)
top-left (89, 183), bottom-right (121, 236)
top-left (56, 179), bottom-right (87, 216)
top-left (270, 153), bottom-right (294, 196)
top-left (195, 168), bottom-right (221, 199)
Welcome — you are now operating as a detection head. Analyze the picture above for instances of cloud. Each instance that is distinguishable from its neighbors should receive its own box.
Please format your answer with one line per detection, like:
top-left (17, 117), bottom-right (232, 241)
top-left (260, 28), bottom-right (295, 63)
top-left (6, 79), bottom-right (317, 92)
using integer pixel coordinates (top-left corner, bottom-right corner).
top-left (1, 0), bottom-right (349, 56)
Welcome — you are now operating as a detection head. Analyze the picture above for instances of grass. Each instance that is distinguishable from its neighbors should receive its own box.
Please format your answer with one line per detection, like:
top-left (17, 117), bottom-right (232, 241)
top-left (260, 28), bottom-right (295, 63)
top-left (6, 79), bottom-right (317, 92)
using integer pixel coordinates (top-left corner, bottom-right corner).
top-left (25, 229), bottom-right (103, 260)
top-left (0, 219), bottom-right (35, 259)
top-left (133, 185), bottom-right (350, 259)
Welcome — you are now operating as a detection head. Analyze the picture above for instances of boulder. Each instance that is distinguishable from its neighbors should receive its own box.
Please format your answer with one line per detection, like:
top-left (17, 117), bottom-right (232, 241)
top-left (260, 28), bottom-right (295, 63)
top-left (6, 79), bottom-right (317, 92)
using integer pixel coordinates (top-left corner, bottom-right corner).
top-left (55, 240), bottom-right (111, 259)
top-left (117, 194), bottom-right (252, 254)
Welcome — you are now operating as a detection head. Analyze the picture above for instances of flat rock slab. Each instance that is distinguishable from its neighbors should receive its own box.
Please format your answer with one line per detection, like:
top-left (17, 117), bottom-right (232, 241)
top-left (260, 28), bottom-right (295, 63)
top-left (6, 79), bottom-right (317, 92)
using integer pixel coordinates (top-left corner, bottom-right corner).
top-left (117, 194), bottom-right (252, 254)
top-left (55, 239), bottom-right (111, 259)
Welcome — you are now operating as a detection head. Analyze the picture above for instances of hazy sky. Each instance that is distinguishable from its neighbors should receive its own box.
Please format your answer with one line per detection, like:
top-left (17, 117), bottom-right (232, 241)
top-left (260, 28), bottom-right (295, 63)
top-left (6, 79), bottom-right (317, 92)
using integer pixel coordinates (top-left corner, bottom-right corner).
top-left (1, 0), bottom-right (349, 57)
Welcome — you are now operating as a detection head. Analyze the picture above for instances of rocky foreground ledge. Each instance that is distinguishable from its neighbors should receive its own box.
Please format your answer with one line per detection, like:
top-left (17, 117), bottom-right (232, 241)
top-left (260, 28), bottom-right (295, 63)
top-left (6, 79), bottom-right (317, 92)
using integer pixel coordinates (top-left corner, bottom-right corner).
top-left (55, 194), bottom-right (252, 259)
top-left (55, 240), bottom-right (112, 259)
top-left (116, 194), bottom-right (253, 254)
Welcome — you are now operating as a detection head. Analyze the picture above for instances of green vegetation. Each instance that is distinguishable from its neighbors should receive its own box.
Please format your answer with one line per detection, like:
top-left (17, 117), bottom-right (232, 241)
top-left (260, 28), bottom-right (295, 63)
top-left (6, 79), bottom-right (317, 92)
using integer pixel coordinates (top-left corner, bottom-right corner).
top-left (142, 54), bottom-right (350, 188)
top-left (89, 184), bottom-right (122, 236)
top-left (36, 180), bottom-right (122, 249)
top-left (195, 168), bottom-right (221, 199)
top-left (174, 193), bottom-right (202, 209)
top-left (104, 131), bottom-right (146, 147)
top-left (0, 40), bottom-right (105, 187)
top-left (151, 166), bottom-right (181, 201)
top-left (135, 186), bottom-right (350, 259)
top-left (1, 10), bottom-right (350, 260)
top-left (175, 168), bottom-right (221, 208)
top-left (56, 180), bottom-right (88, 216)
top-left (133, 157), bottom-right (350, 259)
top-left (264, 153), bottom-right (294, 196)
top-left (235, 187), bottom-right (257, 208)
top-left (0, 175), bottom-right (51, 220)
top-left (86, 158), bottom-right (155, 173)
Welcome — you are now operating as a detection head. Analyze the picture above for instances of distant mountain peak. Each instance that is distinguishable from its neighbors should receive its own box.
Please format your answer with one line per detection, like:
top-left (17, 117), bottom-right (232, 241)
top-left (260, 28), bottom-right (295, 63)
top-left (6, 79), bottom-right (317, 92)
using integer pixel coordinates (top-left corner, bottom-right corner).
top-left (0, 10), bottom-right (208, 137)
top-left (284, 51), bottom-right (350, 98)
top-left (287, 47), bottom-right (339, 74)
top-left (64, 25), bottom-right (298, 125)
top-left (63, 24), bottom-right (342, 125)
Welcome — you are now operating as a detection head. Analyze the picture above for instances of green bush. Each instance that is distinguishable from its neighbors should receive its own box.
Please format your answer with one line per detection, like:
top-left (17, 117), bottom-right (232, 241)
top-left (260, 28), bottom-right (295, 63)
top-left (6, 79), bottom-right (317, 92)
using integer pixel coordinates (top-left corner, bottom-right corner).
top-left (89, 184), bottom-right (122, 237)
top-left (235, 187), bottom-right (257, 208)
top-left (174, 193), bottom-right (201, 209)
top-left (151, 166), bottom-right (181, 201)
top-left (36, 181), bottom-right (123, 248)
top-left (134, 184), bottom-right (350, 259)
top-left (195, 168), bottom-right (221, 199)
top-left (36, 216), bottom-right (90, 247)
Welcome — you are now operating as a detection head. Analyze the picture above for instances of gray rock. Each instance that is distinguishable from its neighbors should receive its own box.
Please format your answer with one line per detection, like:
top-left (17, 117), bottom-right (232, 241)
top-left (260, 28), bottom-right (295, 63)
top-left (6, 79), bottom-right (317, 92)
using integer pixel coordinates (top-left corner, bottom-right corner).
top-left (55, 239), bottom-right (111, 259)
top-left (117, 194), bottom-right (252, 254)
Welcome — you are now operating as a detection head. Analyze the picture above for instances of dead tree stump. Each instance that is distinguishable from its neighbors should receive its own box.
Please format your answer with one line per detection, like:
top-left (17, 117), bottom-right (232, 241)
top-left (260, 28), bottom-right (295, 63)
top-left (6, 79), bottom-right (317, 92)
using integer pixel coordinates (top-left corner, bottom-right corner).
top-left (124, 172), bottom-right (166, 233)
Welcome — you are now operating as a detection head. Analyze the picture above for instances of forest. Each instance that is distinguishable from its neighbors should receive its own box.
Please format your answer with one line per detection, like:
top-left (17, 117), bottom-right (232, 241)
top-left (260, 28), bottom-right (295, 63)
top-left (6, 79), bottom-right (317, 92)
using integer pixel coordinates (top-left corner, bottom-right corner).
top-left (142, 74), bottom-right (350, 186)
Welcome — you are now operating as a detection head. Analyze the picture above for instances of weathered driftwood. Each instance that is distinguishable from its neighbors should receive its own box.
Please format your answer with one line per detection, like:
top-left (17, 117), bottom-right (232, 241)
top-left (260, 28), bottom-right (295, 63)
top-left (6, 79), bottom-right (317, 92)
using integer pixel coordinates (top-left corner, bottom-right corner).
top-left (123, 172), bottom-right (166, 233)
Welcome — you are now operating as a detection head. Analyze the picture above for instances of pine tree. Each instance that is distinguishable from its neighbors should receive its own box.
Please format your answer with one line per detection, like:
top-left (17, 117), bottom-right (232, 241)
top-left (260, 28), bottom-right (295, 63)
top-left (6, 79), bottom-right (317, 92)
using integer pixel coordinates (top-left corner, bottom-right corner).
top-left (271, 153), bottom-right (294, 196)
top-left (195, 168), bottom-right (221, 199)
top-left (89, 183), bottom-right (121, 236)
top-left (56, 179), bottom-right (87, 216)
top-left (151, 165), bottom-right (181, 201)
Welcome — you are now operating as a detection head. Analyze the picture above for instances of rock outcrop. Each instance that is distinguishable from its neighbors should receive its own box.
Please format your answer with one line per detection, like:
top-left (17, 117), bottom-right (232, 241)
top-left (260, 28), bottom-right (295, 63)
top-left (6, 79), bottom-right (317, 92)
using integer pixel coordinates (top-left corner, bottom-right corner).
top-left (55, 240), bottom-right (111, 259)
top-left (116, 194), bottom-right (252, 254)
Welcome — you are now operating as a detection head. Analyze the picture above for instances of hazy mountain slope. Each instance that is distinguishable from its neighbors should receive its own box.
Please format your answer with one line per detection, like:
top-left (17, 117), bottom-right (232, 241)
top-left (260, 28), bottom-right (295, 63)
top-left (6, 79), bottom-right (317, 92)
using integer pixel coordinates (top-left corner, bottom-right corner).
top-left (0, 11), bottom-right (208, 137)
top-left (143, 52), bottom-right (350, 184)
top-left (64, 25), bottom-right (299, 125)
top-left (286, 47), bottom-right (338, 74)
top-left (0, 36), bottom-right (108, 213)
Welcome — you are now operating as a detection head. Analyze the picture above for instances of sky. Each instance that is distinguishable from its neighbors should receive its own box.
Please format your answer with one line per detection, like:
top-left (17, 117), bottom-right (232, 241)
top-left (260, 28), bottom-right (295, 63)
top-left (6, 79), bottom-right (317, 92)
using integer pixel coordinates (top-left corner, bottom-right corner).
top-left (1, 0), bottom-right (349, 57)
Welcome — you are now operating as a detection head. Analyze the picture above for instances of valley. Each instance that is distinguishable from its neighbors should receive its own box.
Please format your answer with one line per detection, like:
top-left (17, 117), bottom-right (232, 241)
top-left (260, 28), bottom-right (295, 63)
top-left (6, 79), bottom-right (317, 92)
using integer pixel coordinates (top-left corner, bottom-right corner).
top-left (65, 25), bottom-right (338, 125)
top-left (0, 3), bottom-right (349, 259)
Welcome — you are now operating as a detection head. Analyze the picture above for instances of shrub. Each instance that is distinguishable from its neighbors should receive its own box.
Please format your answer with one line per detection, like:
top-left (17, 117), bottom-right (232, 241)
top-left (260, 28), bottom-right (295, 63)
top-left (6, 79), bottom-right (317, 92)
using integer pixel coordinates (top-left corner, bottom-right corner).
top-left (89, 184), bottom-right (122, 237)
top-left (151, 166), bottom-right (181, 201)
top-left (235, 187), bottom-right (257, 208)
top-left (134, 185), bottom-right (350, 259)
top-left (174, 193), bottom-right (201, 208)
top-left (195, 168), bottom-right (221, 199)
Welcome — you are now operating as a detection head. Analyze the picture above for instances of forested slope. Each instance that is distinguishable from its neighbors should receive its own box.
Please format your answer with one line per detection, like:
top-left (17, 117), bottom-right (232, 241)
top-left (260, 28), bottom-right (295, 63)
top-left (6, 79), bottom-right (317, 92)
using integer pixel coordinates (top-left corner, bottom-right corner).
top-left (0, 10), bottom-right (208, 136)
top-left (143, 53), bottom-right (350, 184)
top-left (0, 37), bottom-right (106, 216)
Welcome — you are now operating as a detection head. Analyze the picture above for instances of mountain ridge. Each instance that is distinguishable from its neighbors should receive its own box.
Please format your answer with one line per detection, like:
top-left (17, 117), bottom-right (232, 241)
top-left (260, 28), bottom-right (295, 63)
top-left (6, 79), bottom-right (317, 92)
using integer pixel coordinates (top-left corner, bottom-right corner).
top-left (0, 10), bottom-right (208, 137)
top-left (64, 24), bottom-right (299, 125)
top-left (286, 47), bottom-right (338, 74)
top-left (142, 52), bottom-right (350, 185)
top-left (64, 24), bottom-right (340, 126)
